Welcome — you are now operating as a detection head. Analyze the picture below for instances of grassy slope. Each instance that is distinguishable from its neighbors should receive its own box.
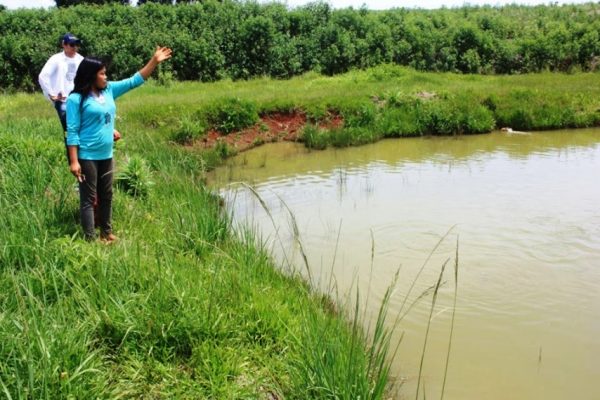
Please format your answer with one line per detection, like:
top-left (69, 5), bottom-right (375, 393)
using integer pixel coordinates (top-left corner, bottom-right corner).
top-left (1, 66), bottom-right (599, 398)
top-left (0, 124), bottom-right (387, 398)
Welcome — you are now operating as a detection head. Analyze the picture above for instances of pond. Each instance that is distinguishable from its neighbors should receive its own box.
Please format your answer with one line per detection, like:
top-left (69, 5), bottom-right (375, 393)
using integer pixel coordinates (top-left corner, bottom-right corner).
top-left (209, 128), bottom-right (600, 400)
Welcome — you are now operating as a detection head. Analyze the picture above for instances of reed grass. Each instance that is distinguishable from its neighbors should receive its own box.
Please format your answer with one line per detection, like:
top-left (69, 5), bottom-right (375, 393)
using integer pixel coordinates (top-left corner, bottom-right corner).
top-left (440, 237), bottom-right (460, 400)
top-left (228, 183), bottom-right (464, 400)
top-left (416, 257), bottom-right (450, 400)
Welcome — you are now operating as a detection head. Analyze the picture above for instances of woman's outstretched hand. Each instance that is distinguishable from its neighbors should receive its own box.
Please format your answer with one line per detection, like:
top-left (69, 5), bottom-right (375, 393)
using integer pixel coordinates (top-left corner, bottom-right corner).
top-left (153, 46), bottom-right (172, 64)
top-left (140, 46), bottom-right (173, 80)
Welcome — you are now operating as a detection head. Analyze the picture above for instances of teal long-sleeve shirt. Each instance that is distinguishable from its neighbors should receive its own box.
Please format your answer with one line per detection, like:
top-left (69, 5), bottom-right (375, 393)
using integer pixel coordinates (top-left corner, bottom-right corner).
top-left (66, 72), bottom-right (145, 160)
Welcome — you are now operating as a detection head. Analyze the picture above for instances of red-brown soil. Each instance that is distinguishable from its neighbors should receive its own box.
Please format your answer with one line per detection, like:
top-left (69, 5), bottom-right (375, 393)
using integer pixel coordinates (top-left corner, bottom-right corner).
top-left (201, 111), bottom-right (344, 152)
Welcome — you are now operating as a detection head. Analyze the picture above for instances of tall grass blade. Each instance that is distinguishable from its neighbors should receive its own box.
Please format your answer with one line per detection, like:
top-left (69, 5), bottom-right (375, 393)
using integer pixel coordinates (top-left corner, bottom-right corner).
top-left (327, 219), bottom-right (343, 296)
top-left (235, 182), bottom-right (294, 272)
top-left (440, 236), bottom-right (459, 400)
top-left (398, 226), bottom-right (455, 317)
top-left (363, 228), bottom-right (376, 328)
top-left (415, 257), bottom-right (450, 400)
top-left (0, 376), bottom-right (13, 400)
top-left (273, 190), bottom-right (314, 286)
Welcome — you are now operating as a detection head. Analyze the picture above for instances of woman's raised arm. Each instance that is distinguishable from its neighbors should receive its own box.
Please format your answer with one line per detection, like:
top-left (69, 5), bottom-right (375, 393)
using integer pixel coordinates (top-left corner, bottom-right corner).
top-left (139, 46), bottom-right (172, 80)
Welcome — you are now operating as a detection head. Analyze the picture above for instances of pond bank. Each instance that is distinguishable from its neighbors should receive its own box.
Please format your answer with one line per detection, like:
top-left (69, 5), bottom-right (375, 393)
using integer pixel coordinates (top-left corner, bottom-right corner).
top-left (172, 66), bottom-right (599, 154)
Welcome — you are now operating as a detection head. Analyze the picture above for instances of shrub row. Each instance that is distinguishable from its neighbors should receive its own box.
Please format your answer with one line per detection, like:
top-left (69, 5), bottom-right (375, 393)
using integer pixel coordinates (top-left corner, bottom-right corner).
top-left (302, 94), bottom-right (496, 149)
top-left (1, 1), bottom-right (600, 91)
top-left (301, 90), bottom-right (599, 150)
top-left (166, 88), bottom-right (599, 150)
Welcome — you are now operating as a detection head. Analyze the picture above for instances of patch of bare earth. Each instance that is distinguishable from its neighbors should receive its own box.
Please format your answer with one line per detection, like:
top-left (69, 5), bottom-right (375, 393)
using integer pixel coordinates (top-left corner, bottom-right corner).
top-left (201, 111), bottom-right (343, 152)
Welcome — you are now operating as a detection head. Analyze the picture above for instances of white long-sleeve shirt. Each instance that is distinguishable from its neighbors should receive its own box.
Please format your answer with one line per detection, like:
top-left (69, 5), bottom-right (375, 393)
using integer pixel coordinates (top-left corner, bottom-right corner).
top-left (38, 51), bottom-right (84, 101)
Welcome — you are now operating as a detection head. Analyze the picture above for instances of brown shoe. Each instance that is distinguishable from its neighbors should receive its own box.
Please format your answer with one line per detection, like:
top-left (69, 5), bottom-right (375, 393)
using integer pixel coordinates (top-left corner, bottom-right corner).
top-left (100, 233), bottom-right (118, 244)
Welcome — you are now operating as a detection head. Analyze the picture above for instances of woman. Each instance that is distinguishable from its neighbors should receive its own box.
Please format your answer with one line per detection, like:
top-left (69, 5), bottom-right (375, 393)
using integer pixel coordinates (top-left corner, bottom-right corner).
top-left (66, 47), bottom-right (172, 242)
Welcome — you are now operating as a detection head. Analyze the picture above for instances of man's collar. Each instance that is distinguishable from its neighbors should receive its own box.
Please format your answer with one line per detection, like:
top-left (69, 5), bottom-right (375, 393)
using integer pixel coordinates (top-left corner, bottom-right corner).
top-left (63, 51), bottom-right (79, 59)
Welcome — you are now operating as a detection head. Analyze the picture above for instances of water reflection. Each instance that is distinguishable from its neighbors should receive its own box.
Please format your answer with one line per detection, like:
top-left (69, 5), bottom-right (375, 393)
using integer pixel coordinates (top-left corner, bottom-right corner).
top-left (210, 129), bottom-right (600, 400)
top-left (216, 130), bottom-right (600, 185)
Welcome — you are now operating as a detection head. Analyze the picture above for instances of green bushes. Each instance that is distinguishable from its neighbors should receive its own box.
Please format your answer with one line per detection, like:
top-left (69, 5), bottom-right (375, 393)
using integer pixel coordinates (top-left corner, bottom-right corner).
top-left (302, 124), bottom-right (329, 150)
top-left (170, 117), bottom-right (206, 144)
top-left (339, 101), bottom-right (378, 128)
top-left (202, 97), bottom-right (259, 134)
top-left (377, 107), bottom-right (423, 137)
top-left (490, 89), bottom-right (599, 130)
top-left (301, 92), bottom-right (497, 150)
top-left (2, 2), bottom-right (600, 91)
top-left (169, 97), bottom-right (259, 143)
top-left (234, 15), bottom-right (277, 79)
top-left (304, 102), bottom-right (329, 123)
top-left (418, 95), bottom-right (495, 135)
top-left (390, 95), bottom-right (494, 135)
top-left (461, 103), bottom-right (496, 133)
top-left (301, 123), bottom-right (382, 150)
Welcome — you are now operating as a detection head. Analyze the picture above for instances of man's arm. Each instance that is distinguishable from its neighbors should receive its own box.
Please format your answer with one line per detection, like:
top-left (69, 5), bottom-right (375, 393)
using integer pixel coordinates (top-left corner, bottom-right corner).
top-left (39, 56), bottom-right (59, 101)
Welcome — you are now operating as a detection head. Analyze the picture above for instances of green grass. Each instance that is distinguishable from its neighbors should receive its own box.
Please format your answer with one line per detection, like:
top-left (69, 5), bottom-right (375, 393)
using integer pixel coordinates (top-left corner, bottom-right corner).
top-left (0, 65), bottom-right (597, 398)
top-left (0, 127), bottom-right (398, 397)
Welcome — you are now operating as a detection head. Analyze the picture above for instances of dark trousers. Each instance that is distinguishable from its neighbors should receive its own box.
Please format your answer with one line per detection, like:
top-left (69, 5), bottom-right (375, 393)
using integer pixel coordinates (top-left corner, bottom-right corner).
top-left (79, 159), bottom-right (114, 240)
top-left (54, 100), bottom-right (67, 132)
top-left (54, 100), bottom-right (70, 164)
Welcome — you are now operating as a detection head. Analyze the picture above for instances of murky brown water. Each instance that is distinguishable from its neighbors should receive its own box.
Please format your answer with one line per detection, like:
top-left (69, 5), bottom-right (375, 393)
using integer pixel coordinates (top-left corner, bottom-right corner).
top-left (210, 129), bottom-right (600, 400)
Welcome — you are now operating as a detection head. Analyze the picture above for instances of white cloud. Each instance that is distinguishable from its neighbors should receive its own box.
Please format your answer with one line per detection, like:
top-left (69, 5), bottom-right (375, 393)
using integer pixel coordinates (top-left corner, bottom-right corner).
top-left (0, 0), bottom-right (54, 9)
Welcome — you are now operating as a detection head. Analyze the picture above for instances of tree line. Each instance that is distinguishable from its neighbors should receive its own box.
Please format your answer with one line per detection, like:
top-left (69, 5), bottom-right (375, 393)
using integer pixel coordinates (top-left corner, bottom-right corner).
top-left (54, 0), bottom-right (209, 6)
top-left (1, 1), bottom-right (599, 91)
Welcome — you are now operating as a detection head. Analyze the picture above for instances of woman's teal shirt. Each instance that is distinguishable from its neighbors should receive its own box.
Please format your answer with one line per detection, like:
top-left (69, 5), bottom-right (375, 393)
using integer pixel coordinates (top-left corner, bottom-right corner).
top-left (66, 72), bottom-right (144, 160)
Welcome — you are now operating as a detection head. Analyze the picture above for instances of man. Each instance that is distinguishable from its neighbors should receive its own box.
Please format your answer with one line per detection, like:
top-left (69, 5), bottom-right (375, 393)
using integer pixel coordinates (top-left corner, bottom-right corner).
top-left (39, 32), bottom-right (84, 135)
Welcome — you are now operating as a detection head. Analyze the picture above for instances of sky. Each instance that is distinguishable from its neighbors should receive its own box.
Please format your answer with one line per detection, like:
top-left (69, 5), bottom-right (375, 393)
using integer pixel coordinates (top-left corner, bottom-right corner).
top-left (0, 0), bottom-right (595, 10)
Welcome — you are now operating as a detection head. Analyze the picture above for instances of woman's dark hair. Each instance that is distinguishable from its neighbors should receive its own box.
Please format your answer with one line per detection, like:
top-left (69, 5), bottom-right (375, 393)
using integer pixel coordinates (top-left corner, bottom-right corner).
top-left (72, 57), bottom-right (106, 106)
